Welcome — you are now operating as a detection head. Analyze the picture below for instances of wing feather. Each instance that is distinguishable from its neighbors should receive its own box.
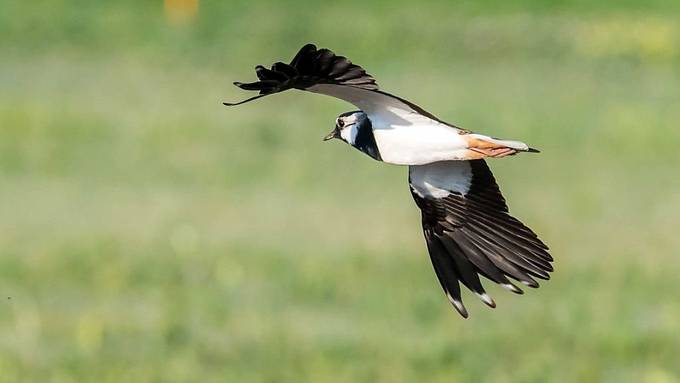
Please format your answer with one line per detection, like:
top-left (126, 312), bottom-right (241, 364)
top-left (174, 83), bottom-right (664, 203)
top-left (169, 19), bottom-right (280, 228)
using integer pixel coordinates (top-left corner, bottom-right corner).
top-left (410, 160), bottom-right (552, 317)
top-left (425, 229), bottom-right (468, 317)
top-left (224, 43), bottom-right (465, 131)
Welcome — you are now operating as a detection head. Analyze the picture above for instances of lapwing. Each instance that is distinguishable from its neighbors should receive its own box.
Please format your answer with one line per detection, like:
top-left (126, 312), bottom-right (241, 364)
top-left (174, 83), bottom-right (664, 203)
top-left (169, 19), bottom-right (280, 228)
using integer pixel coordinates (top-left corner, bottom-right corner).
top-left (225, 44), bottom-right (552, 318)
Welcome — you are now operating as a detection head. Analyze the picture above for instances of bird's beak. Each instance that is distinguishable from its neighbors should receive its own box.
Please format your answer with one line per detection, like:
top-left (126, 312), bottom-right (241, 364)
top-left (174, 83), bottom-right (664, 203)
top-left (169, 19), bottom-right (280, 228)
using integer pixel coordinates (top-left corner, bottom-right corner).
top-left (323, 128), bottom-right (340, 141)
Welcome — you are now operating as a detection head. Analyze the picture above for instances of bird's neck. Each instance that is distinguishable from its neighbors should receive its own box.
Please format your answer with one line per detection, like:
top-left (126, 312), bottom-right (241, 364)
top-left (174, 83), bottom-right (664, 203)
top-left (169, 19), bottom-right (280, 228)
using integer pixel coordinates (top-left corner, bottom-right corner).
top-left (353, 118), bottom-right (382, 161)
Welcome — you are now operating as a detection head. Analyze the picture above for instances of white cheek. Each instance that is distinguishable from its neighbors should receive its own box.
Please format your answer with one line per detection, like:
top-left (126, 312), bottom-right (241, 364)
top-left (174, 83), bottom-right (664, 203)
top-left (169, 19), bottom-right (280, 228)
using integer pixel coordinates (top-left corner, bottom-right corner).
top-left (340, 125), bottom-right (358, 144)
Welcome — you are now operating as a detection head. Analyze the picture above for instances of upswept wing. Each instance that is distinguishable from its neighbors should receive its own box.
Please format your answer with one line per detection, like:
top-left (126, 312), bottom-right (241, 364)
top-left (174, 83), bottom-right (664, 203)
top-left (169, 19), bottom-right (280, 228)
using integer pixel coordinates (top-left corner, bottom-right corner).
top-left (225, 43), bottom-right (463, 130)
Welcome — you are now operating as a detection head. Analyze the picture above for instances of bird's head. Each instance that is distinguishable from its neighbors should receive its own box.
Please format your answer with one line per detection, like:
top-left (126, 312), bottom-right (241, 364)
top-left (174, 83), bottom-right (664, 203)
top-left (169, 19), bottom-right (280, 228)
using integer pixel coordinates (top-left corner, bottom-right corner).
top-left (323, 111), bottom-right (368, 146)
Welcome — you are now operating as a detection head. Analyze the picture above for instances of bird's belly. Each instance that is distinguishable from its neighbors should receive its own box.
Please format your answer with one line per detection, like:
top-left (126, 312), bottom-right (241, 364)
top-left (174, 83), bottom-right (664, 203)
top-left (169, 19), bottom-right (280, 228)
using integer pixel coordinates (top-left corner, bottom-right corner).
top-left (372, 124), bottom-right (469, 165)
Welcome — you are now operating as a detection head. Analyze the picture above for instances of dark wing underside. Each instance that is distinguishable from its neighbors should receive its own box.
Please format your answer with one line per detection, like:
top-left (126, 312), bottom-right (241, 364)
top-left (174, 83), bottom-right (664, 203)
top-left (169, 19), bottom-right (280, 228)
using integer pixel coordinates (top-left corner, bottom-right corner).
top-left (410, 160), bottom-right (552, 318)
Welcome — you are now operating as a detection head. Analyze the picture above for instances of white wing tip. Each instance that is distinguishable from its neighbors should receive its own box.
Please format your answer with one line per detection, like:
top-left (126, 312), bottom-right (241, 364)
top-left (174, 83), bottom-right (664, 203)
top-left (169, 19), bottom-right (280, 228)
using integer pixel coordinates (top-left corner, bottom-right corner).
top-left (501, 283), bottom-right (524, 294)
top-left (476, 292), bottom-right (496, 308)
top-left (446, 292), bottom-right (469, 318)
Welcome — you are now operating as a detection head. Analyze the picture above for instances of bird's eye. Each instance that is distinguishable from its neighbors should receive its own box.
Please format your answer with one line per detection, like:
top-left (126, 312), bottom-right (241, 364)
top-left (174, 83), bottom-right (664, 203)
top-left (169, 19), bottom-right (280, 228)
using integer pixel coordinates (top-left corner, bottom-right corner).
top-left (337, 119), bottom-right (345, 128)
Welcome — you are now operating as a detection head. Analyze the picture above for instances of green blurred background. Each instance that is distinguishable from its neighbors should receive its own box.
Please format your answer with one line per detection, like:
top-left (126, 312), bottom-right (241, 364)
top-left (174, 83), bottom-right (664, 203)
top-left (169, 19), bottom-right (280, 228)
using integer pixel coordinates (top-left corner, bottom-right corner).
top-left (1, 0), bottom-right (680, 381)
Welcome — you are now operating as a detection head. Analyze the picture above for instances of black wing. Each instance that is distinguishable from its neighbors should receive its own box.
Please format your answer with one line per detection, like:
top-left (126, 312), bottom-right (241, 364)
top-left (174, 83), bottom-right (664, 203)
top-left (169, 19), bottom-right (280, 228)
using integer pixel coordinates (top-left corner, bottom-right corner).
top-left (225, 44), bottom-right (465, 130)
top-left (224, 43), bottom-right (378, 106)
top-left (409, 160), bottom-right (552, 318)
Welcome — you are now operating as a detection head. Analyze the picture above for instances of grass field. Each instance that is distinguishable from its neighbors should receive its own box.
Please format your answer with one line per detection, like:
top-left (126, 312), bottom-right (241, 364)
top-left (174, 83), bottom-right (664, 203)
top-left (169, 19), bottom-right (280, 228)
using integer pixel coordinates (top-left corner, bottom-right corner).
top-left (1, 1), bottom-right (680, 382)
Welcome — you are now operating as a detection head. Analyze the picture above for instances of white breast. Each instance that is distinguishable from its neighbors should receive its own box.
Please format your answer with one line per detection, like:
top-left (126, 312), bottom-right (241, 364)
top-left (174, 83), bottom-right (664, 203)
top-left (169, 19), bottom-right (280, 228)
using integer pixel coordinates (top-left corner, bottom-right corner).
top-left (371, 117), bottom-right (469, 165)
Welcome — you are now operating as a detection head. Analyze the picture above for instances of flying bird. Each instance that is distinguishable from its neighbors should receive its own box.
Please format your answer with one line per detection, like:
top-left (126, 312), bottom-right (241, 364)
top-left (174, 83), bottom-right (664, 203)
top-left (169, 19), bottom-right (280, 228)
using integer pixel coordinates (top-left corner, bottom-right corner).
top-left (225, 44), bottom-right (552, 318)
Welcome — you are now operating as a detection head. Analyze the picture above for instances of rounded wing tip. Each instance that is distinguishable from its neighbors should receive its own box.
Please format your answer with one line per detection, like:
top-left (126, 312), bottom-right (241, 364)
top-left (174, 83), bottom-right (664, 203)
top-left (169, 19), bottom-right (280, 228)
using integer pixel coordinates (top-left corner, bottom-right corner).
top-left (477, 292), bottom-right (496, 308)
top-left (502, 283), bottom-right (524, 295)
top-left (447, 293), bottom-right (469, 318)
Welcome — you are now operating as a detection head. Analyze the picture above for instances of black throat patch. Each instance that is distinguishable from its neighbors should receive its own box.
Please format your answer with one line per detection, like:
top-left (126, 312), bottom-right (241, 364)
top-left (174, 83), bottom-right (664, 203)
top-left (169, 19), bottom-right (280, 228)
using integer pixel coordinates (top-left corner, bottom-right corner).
top-left (354, 117), bottom-right (382, 161)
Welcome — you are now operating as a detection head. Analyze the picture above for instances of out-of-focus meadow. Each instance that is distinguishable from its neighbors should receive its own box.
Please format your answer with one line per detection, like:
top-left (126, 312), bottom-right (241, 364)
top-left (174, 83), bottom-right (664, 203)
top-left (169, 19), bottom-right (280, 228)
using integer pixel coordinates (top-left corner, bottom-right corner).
top-left (1, 0), bottom-right (680, 381)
